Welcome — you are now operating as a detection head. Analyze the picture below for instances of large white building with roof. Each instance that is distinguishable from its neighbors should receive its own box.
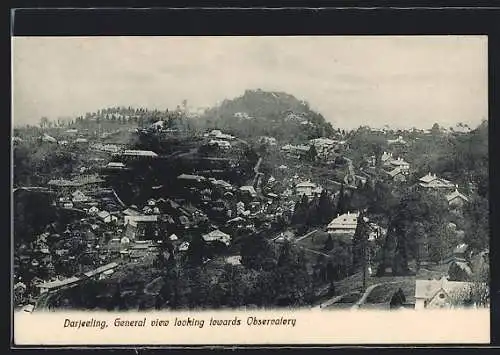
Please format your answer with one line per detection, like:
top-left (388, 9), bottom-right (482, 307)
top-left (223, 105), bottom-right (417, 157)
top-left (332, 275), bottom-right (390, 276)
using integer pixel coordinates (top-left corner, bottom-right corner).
top-left (418, 173), bottom-right (456, 189)
top-left (327, 211), bottom-right (360, 236)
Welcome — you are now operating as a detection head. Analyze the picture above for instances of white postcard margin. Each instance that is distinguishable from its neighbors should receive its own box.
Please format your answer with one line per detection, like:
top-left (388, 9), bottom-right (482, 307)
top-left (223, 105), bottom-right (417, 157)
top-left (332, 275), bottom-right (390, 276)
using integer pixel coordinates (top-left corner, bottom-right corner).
top-left (13, 308), bottom-right (490, 346)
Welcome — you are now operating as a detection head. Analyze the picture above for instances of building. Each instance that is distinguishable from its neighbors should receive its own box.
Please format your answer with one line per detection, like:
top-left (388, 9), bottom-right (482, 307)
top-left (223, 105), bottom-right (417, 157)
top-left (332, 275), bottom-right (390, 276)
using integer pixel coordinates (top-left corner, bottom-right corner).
top-left (309, 138), bottom-right (338, 158)
top-left (97, 210), bottom-right (117, 223)
top-left (327, 212), bottom-right (360, 237)
top-left (205, 129), bottom-right (235, 141)
top-left (208, 139), bottom-right (231, 149)
top-left (202, 229), bottom-right (232, 246)
top-left (387, 136), bottom-right (407, 145)
top-left (295, 181), bottom-right (323, 198)
top-left (239, 186), bottom-right (257, 198)
top-left (41, 134), bottom-right (57, 143)
top-left (387, 167), bottom-right (408, 182)
top-left (122, 208), bottom-right (158, 227)
top-left (177, 174), bottom-right (207, 183)
top-left (106, 162), bottom-right (126, 169)
top-left (388, 157), bottom-right (410, 172)
top-left (418, 173), bottom-right (456, 189)
top-left (446, 189), bottom-right (469, 208)
top-left (259, 136), bottom-right (277, 146)
top-left (281, 144), bottom-right (310, 157)
top-left (415, 277), bottom-right (478, 310)
top-left (72, 190), bottom-right (89, 203)
top-left (122, 150), bottom-right (158, 158)
top-left (381, 151), bottom-right (393, 164)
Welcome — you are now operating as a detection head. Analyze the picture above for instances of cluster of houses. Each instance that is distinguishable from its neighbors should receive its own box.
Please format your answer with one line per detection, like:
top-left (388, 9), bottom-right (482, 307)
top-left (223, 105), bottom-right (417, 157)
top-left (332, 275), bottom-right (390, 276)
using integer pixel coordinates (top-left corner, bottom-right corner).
top-left (280, 138), bottom-right (342, 161)
top-left (203, 129), bottom-right (236, 149)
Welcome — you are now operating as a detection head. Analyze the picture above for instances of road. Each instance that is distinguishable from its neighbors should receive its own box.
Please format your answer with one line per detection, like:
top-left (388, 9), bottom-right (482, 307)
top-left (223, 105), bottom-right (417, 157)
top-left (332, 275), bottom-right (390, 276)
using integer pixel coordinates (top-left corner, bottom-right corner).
top-left (313, 293), bottom-right (350, 310)
top-left (352, 281), bottom-right (401, 310)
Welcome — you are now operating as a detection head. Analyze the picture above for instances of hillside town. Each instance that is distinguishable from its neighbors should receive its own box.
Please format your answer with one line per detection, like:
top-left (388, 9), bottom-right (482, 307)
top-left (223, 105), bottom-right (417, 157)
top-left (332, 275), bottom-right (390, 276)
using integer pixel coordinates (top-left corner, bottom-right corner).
top-left (13, 91), bottom-right (489, 312)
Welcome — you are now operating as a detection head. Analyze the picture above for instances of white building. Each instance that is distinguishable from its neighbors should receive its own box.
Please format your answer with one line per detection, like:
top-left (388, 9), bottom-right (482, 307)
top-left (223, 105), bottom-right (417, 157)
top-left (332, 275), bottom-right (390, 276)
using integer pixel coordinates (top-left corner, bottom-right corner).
top-left (419, 173), bottom-right (456, 189)
top-left (295, 181), bottom-right (323, 198)
top-left (415, 276), bottom-right (480, 310)
top-left (327, 211), bottom-right (360, 236)
top-left (208, 139), bottom-right (231, 149)
top-left (202, 230), bottom-right (232, 246)
top-left (387, 136), bottom-right (407, 145)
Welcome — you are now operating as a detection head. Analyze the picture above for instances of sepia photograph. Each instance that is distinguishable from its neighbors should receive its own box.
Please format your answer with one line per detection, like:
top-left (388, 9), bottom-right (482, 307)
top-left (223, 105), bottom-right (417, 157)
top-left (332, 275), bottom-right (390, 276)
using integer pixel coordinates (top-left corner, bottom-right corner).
top-left (12, 35), bottom-right (490, 345)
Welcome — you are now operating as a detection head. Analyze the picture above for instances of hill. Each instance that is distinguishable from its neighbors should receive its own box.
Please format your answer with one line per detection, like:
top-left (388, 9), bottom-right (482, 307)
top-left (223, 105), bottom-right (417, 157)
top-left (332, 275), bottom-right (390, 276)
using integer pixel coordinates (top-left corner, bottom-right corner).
top-left (197, 89), bottom-right (336, 143)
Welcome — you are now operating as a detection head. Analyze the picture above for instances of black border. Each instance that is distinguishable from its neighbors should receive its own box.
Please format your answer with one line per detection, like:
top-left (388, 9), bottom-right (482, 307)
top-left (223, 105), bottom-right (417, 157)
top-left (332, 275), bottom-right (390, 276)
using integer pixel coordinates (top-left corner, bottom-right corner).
top-left (8, 6), bottom-right (500, 352)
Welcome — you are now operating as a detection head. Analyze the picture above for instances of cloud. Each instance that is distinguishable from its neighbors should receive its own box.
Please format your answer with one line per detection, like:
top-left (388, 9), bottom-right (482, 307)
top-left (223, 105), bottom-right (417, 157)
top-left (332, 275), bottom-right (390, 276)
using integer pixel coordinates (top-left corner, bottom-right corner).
top-left (12, 36), bottom-right (487, 129)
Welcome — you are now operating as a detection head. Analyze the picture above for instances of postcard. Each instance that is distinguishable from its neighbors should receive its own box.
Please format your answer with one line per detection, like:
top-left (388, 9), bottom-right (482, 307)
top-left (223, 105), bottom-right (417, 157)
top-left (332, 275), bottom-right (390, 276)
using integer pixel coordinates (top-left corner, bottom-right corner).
top-left (12, 34), bottom-right (489, 346)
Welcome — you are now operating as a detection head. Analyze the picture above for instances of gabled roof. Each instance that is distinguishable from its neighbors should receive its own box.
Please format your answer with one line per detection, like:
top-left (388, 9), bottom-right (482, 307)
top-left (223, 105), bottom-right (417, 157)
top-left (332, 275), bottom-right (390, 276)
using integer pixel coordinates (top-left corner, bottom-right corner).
top-left (415, 277), bottom-right (472, 300)
top-left (419, 173), bottom-right (438, 183)
top-left (296, 181), bottom-right (317, 188)
top-left (446, 189), bottom-right (469, 203)
top-left (122, 149), bottom-right (158, 157)
top-left (177, 174), bottom-right (206, 181)
top-left (387, 167), bottom-right (404, 178)
top-left (327, 212), bottom-right (360, 230)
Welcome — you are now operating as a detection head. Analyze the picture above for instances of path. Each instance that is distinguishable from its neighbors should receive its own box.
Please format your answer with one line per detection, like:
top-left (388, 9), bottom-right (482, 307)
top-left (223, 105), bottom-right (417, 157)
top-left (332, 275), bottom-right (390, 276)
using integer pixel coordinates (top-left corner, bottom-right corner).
top-left (313, 293), bottom-right (350, 310)
top-left (295, 229), bottom-right (318, 243)
top-left (352, 281), bottom-right (401, 309)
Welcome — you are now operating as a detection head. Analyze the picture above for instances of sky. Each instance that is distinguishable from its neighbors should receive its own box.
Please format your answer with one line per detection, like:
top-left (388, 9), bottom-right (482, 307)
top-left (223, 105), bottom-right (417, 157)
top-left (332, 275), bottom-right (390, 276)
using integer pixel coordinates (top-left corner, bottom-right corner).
top-left (12, 36), bottom-right (488, 130)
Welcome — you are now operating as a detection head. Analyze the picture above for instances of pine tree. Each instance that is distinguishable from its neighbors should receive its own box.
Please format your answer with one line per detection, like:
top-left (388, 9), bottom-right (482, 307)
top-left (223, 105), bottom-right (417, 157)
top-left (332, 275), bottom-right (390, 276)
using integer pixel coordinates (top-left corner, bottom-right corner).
top-left (336, 183), bottom-right (347, 215)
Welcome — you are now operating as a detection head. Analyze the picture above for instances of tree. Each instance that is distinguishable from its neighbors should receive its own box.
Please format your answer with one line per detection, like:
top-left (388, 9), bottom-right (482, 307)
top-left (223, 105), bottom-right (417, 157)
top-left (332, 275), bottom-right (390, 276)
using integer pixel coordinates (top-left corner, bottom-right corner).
top-left (186, 234), bottom-right (206, 266)
top-left (273, 240), bottom-right (313, 306)
top-left (306, 145), bottom-right (318, 163)
top-left (351, 211), bottom-right (369, 274)
top-left (39, 117), bottom-right (49, 130)
top-left (336, 183), bottom-right (348, 215)
top-left (431, 123), bottom-right (441, 135)
top-left (317, 190), bottom-right (335, 224)
top-left (323, 235), bottom-right (334, 252)
top-left (240, 233), bottom-right (276, 271)
top-left (292, 194), bottom-right (310, 226)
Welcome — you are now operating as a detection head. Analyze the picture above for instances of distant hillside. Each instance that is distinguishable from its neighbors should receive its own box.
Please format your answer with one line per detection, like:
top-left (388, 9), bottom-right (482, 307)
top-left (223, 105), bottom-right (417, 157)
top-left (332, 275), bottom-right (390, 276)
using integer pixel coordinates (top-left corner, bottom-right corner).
top-left (197, 89), bottom-right (335, 142)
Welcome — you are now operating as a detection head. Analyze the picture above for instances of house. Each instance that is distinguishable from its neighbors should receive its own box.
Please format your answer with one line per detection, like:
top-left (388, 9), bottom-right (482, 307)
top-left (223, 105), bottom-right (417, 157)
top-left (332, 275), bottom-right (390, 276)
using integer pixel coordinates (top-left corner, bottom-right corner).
top-left (106, 162), bottom-right (126, 169)
top-left (327, 212), bottom-right (360, 237)
top-left (202, 229), bottom-right (232, 246)
top-left (122, 150), bottom-right (158, 158)
top-left (259, 136), bottom-right (277, 146)
top-left (387, 136), bottom-right (407, 145)
top-left (177, 174), bottom-right (207, 183)
top-left (309, 138), bottom-right (338, 158)
top-left (122, 208), bottom-right (157, 226)
top-left (381, 151), bottom-right (393, 164)
top-left (178, 241), bottom-right (190, 252)
top-left (388, 157), bottom-right (410, 172)
top-left (41, 134), bottom-right (57, 143)
top-left (415, 277), bottom-right (477, 310)
top-left (208, 139), bottom-right (231, 149)
top-left (75, 138), bottom-right (88, 144)
top-left (72, 190), bottom-right (89, 203)
top-left (239, 186), bottom-right (257, 198)
top-left (295, 181), bottom-right (323, 198)
top-left (97, 210), bottom-right (117, 223)
top-left (225, 255), bottom-right (242, 265)
top-left (418, 173), bottom-right (456, 189)
top-left (387, 167), bottom-right (408, 182)
top-left (62, 201), bottom-right (74, 209)
top-left (446, 189), bottom-right (469, 208)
